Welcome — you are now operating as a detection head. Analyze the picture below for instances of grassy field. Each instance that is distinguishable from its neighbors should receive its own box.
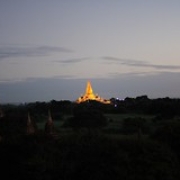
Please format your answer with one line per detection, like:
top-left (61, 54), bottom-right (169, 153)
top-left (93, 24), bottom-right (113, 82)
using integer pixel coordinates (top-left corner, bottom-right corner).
top-left (105, 113), bottom-right (154, 127)
top-left (36, 113), bottom-right (155, 137)
top-left (105, 113), bottom-right (154, 121)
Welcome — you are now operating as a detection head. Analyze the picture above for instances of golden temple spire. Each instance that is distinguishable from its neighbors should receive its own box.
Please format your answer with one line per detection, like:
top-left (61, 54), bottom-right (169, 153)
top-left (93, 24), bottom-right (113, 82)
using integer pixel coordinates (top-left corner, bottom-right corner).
top-left (76, 81), bottom-right (110, 104)
top-left (85, 81), bottom-right (94, 95)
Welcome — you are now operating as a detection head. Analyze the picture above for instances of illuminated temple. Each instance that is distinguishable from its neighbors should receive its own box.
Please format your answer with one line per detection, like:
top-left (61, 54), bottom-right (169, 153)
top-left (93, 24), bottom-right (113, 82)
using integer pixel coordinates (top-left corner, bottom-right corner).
top-left (76, 81), bottom-right (110, 104)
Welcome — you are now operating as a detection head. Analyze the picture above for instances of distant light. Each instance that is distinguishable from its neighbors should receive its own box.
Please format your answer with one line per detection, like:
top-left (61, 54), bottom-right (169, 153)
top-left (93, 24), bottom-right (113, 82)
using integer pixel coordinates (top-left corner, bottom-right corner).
top-left (116, 98), bottom-right (124, 101)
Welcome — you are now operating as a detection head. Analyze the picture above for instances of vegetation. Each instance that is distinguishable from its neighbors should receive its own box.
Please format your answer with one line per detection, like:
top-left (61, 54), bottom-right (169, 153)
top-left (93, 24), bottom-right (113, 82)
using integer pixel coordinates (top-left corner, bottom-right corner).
top-left (1, 96), bottom-right (180, 179)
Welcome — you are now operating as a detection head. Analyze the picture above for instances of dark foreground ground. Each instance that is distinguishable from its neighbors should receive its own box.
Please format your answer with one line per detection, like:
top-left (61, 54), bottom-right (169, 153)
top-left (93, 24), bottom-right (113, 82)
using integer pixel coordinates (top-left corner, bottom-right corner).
top-left (0, 131), bottom-right (180, 180)
top-left (1, 98), bottom-right (180, 180)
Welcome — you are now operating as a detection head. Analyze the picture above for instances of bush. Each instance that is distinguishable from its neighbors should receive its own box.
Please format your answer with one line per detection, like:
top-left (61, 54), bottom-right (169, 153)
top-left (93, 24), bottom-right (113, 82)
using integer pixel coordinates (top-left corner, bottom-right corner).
top-left (64, 108), bottom-right (108, 128)
top-left (122, 117), bottom-right (150, 134)
top-left (150, 121), bottom-right (180, 160)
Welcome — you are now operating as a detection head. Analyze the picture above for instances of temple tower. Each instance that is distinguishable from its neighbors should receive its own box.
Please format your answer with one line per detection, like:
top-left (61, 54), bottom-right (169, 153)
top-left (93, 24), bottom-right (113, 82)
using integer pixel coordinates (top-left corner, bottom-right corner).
top-left (0, 108), bottom-right (4, 118)
top-left (26, 112), bottom-right (36, 135)
top-left (0, 105), bottom-right (5, 118)
top-left (76, 81), bottom-right (110, 104)
top-left (45, 109), bottom-right (54, 134)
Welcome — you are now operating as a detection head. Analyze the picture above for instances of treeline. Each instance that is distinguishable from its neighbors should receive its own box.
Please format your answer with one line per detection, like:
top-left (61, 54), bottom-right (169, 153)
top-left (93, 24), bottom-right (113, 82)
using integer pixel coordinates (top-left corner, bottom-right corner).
top-left (0, 100), bottom-right (73, 122)
top-left (1, 95), bottom-right (180, 117)
top-left (111, 96), bottom-right (180, 116)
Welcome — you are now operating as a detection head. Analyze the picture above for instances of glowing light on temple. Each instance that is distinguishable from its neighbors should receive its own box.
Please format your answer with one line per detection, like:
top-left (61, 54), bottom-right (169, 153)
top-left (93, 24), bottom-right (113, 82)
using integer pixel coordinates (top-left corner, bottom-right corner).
top-left (76, 81), bottom-right (110, 104)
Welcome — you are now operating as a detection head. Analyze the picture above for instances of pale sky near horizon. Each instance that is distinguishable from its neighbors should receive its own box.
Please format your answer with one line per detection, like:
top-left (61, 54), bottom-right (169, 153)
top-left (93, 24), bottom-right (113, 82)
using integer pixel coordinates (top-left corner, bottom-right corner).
top-left (0, 0), bottom-right (180, 103)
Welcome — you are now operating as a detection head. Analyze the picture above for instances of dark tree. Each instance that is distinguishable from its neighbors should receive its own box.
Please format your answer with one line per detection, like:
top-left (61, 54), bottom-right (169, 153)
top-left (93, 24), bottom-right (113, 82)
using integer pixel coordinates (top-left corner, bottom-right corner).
top-left (64, 104), bottom-right (108, 129)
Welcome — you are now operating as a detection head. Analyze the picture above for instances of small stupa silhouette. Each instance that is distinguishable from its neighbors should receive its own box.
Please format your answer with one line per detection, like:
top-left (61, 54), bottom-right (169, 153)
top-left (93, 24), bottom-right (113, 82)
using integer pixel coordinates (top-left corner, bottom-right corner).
top-left (0, 107), bottom-right (4, 118)
top-left (26, 112), bottom-right (36, 135)
top-left (45, 109), bottom-right (54, 134)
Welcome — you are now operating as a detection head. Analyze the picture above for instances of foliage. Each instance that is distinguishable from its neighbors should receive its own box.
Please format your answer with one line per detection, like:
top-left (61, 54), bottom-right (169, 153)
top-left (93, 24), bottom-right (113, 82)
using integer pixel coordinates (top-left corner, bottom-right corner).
top-left (150, 120), bottom-right (180, 160)
top-left (1, 96), bottom-right (180, 179)
top-left (122, 117), bottom-right (150, 134)
top-left (0, 133), bottom-right (179, 180)
top-left (64, 107), bottom-right (108, 128)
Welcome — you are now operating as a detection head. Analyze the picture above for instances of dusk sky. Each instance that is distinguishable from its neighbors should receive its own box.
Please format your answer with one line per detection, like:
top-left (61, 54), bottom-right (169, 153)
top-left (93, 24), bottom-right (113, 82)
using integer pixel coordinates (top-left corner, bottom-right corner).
top-left (1, 0), bottom-right (180, 103)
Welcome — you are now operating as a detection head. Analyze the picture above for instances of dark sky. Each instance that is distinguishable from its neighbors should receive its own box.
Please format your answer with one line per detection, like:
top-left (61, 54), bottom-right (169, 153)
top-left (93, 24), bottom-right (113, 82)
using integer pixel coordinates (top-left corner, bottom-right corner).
top-left (0, 0), bottom-right (180, 103)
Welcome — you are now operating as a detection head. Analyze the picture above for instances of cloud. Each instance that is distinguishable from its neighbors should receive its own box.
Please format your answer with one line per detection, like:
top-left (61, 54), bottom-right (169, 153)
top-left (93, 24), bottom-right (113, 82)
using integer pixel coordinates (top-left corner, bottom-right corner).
top-left (0, 74), bottom-right (75, 84)
top-left (102, 56), bottom-right (180, 70)
top-left (54, 57), bottom-right (89, 64)
top-left (0, 45), bottom-right (73, 60)
top-left (107, 71), bottom-right (159, 78)
top-left (1, 72), bottom-right (180, 103)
